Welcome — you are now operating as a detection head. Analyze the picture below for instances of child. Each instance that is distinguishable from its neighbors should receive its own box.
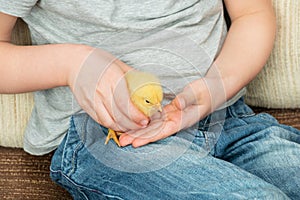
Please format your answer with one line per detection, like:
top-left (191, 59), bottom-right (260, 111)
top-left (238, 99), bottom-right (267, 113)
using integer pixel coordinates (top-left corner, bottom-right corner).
top-left (1, 0), bottom-right (299, 199)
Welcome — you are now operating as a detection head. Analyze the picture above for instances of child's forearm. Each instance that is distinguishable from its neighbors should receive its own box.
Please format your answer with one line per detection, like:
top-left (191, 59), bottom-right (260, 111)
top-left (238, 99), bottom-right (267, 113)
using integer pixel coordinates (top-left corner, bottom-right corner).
top-left (0, 42), bottom-right (93, 94)
top-left (211, 0), bottom-right (276, 101)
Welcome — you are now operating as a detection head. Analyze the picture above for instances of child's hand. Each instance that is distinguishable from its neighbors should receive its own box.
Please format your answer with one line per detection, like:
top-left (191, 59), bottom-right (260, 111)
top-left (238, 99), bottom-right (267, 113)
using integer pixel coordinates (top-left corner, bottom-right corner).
top-left (119, 76), bottom-right (226, 147)
top-left (69, 48), bottom-right (148, 132)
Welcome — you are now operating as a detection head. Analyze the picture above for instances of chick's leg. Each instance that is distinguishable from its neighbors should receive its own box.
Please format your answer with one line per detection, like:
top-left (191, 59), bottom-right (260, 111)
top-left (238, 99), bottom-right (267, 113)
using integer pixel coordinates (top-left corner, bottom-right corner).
top-left (105, 129), bottom-right (121, 147)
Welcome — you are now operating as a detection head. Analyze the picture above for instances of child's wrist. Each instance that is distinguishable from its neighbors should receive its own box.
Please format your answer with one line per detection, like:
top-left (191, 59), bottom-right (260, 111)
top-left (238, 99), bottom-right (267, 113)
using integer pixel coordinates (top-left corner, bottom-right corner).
top-left (64, 44), bottom-right (95, 90)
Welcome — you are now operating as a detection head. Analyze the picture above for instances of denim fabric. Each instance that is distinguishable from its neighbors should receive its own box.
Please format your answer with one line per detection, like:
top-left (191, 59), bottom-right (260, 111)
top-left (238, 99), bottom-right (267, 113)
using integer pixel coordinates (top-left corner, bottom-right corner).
top-left (50, 98), bottom-right (300, 199)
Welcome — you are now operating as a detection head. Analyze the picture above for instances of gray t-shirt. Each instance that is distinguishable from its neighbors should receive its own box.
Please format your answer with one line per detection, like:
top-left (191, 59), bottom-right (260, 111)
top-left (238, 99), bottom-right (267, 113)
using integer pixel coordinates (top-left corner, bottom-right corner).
top-left (0, 0), bottom-right (245, 155)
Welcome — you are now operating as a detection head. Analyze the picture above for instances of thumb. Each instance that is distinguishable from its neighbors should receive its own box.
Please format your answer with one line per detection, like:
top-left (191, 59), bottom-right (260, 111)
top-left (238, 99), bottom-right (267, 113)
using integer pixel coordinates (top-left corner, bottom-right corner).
top-left (173, 84), bottom-right (198, 110)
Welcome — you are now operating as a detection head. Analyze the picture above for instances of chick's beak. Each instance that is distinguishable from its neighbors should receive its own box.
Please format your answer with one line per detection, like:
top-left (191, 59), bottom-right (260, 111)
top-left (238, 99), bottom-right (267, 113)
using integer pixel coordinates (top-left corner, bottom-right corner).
top-left (149, 104), bottom-right (163, 117)
top-left (157, 104), bottom-right (162, 112)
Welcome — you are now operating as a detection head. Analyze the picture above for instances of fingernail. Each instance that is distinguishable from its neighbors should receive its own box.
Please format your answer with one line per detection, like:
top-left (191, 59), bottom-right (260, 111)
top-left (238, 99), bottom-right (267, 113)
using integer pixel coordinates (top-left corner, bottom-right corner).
top-left (140, 120), bottom-right (148, 126)
top-left (173, 97), bottom-right (183, 109)
top-left (119, 137), bottom-right (129, 147)
top-left (178, 97), bottom-right (185, 109)
top-left (119, 134), bottom-right (133, 147)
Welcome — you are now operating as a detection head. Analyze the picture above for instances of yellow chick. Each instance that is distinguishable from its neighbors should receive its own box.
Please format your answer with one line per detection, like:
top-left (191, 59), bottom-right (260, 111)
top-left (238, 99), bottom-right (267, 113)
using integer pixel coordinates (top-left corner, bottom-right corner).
top-left (105, 70), bottom-right (163, 146)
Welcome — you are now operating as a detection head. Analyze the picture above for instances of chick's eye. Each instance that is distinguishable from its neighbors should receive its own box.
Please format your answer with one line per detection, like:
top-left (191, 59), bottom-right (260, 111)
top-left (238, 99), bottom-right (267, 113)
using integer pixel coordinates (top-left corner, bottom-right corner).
top-left (145, 99), bottom-right (150, 104)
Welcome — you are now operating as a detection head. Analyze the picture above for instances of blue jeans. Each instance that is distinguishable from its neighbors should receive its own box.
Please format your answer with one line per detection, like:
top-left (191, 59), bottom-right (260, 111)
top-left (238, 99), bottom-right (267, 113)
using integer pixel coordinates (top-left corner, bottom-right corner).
top-left (50, 98), bottom-right (300, 199)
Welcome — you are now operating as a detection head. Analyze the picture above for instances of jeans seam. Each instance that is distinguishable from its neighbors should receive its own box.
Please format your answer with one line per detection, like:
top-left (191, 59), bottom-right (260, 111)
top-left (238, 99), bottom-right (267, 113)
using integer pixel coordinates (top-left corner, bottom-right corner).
top-left (203, 131), bottom-right (210, 152)
top-left (50, 168), bottom-right (124, 200)
top-left (61, 130), bottom-right (69, 174)
top-left (69, 115), bottom-right (89, 177)
top-left (69, 142), bottom-right (84, 177)
top-left (50, 169), bottom-right (92, 200)
top-left (77, 114), bottom-right (89, 144)
top-left (236, 113), bottom-right (255, 118)
top-left (200, 121), bottom-right (224, 154)
top-left (61, 115), bottom-right (88, 177)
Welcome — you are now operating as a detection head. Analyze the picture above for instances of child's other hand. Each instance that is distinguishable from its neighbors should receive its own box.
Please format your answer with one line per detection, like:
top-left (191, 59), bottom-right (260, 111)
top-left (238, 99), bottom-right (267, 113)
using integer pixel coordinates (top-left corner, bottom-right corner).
top-left (69, 48), bottom-right (148, 132)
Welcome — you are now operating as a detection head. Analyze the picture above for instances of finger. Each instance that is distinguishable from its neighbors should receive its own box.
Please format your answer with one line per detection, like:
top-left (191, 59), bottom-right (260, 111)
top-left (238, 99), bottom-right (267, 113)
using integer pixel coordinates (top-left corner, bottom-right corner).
top-left (173, 84), bottom-right (199, 110)
top-left (95, 63), bottom-right (148, 130)
top-left (95, 86), bottom-right (142, 132)
top-left (132, 119), bottom-right (179, 148)
top-left (171, 95), bottom-right (210, 131)
top-left (173, 78), bottom-right (213, 111)
top-left (119, 115), bottom-right (166, 147)
top-left (112, 72), bottom-right (149, 128)
top-left (111, 93), bottom-right (148, 131)
top-left (94, 99), bottom-right (122, 131)
top-left (180, 105), bottom-right (206, 129)
top-left (121, 107), bottom-right (181, 147)
top-left (119, 133), bottom-right (134, 147)
top-left (119, 125), bottom-right (163, 147)
top-left (115, 59), bottom-right (133, 73)
top-left (94, 80), bottom-right (136, 132)
top-left (122, 101), bottom-right (209, 147)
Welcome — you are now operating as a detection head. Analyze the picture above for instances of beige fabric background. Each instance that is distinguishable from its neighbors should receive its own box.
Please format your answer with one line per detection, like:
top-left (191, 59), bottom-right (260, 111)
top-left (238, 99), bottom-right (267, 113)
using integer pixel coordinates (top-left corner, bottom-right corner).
top-left (1, 1), bottom-right (299, 147)
top-left (245, 0), bottom-right (300, 108)
top-left (0, 94), bottom-right (33, 147)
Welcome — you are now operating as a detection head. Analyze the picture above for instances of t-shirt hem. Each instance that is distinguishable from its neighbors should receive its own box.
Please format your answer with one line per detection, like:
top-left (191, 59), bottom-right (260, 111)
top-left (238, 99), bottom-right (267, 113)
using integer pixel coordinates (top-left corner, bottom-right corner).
top-left (23, 137), bottom-right (63, 156)
top-left (0, 2), bottom-right (35, 18)
top-left (217, 87), bottom-right (247, 110)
